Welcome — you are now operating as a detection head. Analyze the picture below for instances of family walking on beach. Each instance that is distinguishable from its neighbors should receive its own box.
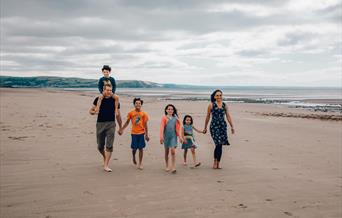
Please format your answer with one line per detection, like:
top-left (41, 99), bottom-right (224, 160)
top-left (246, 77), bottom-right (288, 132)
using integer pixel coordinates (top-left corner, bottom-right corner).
top-left (89, 65), bottom-right (235, 173)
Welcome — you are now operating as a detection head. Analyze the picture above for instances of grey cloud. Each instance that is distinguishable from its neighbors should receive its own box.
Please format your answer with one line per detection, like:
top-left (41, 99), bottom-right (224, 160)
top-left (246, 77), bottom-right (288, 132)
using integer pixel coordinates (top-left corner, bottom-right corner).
top-left (1, 0), bottom-right (340, 86)
top-left (277, 32), bottom-right (316, 47)
top-left (238, 50), bottom-right (268, 57)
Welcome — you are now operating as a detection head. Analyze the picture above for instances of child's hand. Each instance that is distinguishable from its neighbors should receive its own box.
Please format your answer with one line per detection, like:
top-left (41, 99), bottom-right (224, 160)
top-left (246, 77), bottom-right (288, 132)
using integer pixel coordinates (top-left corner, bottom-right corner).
top-left (145, 135), bottom-right (150, 142)
top-left (179, 137), bottom-right (184, 144)
top-left (118, 129), bottom-right (123, 135)
top-left (203, 129), bottom-right (207, 134)
top-left (160, 139), bottom-right (164, 144)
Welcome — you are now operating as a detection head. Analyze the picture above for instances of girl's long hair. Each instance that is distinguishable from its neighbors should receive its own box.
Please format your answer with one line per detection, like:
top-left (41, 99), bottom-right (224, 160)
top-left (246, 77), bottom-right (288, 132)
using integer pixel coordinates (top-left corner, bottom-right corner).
top-left (183, 115), bottom-right (193, 125)
top-left (164, 104), bottom-right (178, 117)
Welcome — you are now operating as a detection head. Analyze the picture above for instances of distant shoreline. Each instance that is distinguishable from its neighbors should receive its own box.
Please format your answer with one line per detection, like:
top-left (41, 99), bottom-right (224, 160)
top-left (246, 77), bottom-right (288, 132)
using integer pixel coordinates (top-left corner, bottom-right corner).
top-left (1, 87), bottom-right (341, 113)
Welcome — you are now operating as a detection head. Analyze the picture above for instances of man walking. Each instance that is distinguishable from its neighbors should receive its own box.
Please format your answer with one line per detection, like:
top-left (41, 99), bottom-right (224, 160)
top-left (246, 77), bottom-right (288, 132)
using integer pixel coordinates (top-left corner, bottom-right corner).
top-left (89, 84), bottom-right (122, 172)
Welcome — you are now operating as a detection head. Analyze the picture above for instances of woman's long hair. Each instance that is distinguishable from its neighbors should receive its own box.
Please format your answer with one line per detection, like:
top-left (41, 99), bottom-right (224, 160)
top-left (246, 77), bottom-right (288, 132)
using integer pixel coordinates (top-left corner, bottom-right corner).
top-left (210, 89), bottom-right (223, 103)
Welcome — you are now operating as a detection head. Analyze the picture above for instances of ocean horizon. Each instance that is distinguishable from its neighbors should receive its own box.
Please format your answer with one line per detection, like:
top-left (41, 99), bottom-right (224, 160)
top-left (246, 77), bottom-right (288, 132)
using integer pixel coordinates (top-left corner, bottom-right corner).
top-left (63, 86), bottom-right (342, 113)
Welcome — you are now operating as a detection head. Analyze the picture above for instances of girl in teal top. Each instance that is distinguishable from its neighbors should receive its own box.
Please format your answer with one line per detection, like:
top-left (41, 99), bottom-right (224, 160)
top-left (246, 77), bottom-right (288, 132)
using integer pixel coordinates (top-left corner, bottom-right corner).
top-left (160, 104), bottom-right (184, 174)
top-left (182, 115), bottom-right (204, 168)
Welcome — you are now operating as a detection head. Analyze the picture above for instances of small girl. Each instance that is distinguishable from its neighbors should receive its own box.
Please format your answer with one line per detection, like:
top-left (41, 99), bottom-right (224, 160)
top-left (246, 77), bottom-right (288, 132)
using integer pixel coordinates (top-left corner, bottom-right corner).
top-left (182, 115), bottom-right (203, 168)
top-left (160, 104), bottom-right (184, 174)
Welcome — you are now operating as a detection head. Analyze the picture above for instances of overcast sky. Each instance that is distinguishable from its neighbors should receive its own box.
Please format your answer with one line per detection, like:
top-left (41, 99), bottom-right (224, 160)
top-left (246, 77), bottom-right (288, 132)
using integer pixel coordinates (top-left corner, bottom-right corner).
top-left (1, 0), bottom-right (341, 86)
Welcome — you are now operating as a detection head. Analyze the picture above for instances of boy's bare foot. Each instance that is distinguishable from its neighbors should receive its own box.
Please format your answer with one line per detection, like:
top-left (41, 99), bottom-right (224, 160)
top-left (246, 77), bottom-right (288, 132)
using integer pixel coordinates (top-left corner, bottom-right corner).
top-left (183, 162), bottom-right (187, 166)
top-left (171, 169), bottom-right (177, 174)
top-left (138, 165), bottom-right (144, 170)
top-left (193, 162), bottom-right (201, 168)
top-left (104, 167), bottom-right (112, 172)
top-left (133, 158), bottom-right (137, 165)
top-left (165, 168), bottom-right (170, 172)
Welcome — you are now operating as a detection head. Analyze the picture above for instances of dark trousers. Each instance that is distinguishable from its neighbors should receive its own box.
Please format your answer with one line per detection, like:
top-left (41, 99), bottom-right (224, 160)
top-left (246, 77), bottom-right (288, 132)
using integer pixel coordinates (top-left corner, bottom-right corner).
top-left (214, 145), bottom-right (223, 162)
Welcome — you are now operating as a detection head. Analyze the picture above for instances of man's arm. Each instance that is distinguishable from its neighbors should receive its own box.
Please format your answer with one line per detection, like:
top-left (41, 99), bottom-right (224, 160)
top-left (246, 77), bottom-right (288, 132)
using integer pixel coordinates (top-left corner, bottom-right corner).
top-left (114, 94), bottom-right (119, 116)
top-left (89, 104), bottom-right (96, 115)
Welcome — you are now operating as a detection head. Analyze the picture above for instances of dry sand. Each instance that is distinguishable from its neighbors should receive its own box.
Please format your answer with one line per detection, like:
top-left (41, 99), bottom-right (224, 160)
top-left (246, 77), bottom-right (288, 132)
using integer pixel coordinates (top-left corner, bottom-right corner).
top-left (0, 88), bottom-right (341, 218)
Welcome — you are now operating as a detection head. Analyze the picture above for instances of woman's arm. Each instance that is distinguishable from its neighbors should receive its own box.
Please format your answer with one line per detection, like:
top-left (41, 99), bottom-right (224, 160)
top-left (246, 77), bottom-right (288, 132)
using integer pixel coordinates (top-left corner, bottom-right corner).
top-left (225, 104), bottom-right (235, 134)
top-left (203, 104), bottom-right (212, 133)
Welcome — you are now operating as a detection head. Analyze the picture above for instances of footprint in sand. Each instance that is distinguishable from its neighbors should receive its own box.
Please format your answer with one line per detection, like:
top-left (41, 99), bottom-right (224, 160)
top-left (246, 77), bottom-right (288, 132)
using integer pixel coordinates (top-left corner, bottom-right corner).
top-left (8, 136), bottom-right (30, 141)
top-left (83, 191), bottom-right (94, 195)
top-left (284, 211), bottom-right (293, 216)
top-left (238, 203), bottom-right (248, 209)
top-left (217, 180), bottom-right (224, 183)
top-left (265, 199), bottom-right (273, 202)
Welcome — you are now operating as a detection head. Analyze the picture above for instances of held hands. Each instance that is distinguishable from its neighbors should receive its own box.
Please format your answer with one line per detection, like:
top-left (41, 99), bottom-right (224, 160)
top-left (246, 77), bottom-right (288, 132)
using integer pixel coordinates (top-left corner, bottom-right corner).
top-left (145, 135), bottom-right (150, 142)
top-left (202, 129), bottom-right (207, 134)
top-left (118, 128), bottom-right (123, 135)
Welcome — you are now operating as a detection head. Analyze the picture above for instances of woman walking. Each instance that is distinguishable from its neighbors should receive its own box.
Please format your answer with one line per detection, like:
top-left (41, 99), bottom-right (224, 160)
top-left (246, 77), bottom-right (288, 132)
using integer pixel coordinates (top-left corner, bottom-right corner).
top-left (203, 90), bottom-right (235, 169)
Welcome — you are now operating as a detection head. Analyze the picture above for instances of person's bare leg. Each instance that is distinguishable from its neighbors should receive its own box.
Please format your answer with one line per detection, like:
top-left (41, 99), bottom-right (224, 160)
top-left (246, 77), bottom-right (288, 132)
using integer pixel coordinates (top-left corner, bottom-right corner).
top-left (104, 150), bottom-right (112, 172)
top-left (217, 161), bottom-right (222, 169)
top-left (171, 148), bottom-right (176, 173)
top-left (138, 149), bottom-right (144, 170)
top-left (132, 149), bottom-right (137, 165)
top-left (191, 148), bottom-right (201, 167)
top-left (164, 147), bottom-right (170, 171)
top-left (98, 149), bottom-right (105, 166)
top-left (183, 148), bottom-right (188, 165)
top-left (213, 159), bottom-right (218, 169)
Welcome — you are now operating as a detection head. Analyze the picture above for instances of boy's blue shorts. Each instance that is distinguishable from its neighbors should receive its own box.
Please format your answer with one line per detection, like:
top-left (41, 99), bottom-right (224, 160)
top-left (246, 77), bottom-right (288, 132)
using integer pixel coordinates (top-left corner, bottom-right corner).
top-left (131, 134), bottom-right (146, 150)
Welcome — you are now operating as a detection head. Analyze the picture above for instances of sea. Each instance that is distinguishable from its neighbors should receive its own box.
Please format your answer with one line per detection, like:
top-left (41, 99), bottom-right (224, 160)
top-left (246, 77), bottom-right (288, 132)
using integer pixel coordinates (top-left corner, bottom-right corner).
top-left (65, 86), bottom-right (342, 113)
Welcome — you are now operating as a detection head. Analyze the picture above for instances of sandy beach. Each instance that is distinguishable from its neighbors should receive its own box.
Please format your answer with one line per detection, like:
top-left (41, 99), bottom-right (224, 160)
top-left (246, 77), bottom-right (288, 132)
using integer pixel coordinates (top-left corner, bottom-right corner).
top-left (0, 88), bottom-right (341, 218)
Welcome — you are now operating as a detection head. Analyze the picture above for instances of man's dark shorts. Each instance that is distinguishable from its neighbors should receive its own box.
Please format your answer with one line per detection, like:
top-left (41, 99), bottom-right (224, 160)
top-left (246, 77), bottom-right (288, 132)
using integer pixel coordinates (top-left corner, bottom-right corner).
top-left (96, 121), bottom-right (115, 152)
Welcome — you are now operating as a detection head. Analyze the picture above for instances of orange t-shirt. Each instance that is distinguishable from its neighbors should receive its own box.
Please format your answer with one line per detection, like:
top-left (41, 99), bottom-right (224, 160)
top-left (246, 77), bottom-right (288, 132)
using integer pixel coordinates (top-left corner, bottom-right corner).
top-left (127, 110), bottom-right (149, 134)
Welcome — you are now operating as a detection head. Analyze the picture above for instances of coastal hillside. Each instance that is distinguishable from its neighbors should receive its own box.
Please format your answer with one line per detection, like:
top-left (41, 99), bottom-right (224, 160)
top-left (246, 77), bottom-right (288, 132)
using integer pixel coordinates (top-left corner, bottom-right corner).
top-left (0, 76), bottom-right (164, 88)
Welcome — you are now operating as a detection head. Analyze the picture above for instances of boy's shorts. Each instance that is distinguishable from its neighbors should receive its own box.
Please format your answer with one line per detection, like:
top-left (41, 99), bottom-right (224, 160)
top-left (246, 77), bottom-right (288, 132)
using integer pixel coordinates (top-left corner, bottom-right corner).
top-left (131, 134), bottom-right (146, 150)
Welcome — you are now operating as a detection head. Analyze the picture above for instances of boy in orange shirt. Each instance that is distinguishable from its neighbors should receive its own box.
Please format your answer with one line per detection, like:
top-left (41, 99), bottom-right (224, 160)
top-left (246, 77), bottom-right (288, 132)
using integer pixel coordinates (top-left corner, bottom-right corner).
top-left (119, 98), bottom-right (149, 170)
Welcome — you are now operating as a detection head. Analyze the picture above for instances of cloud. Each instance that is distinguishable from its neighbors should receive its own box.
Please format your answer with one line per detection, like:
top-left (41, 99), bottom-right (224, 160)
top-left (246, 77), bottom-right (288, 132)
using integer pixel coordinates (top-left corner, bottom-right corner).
top-left (0, 0), bottom-right (341, 86)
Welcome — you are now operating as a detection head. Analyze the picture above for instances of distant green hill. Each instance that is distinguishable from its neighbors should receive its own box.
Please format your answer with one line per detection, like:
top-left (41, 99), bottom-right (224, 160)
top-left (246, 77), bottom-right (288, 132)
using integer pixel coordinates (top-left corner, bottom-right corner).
top-left (0, 76), bottom-right (164, 88)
